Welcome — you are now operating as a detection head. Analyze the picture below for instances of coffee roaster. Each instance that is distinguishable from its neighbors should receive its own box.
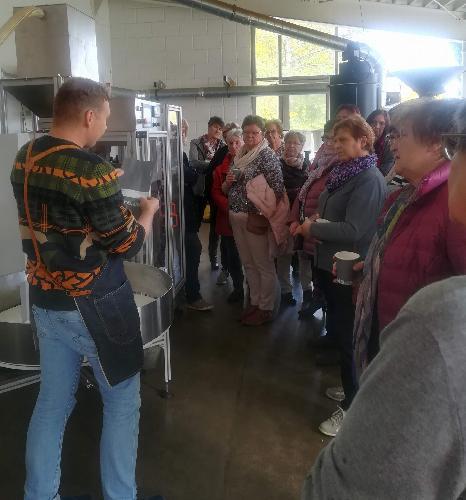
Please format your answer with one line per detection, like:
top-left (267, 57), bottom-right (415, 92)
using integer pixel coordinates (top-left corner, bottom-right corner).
top-left (0, 4), bottom-right (184, 396)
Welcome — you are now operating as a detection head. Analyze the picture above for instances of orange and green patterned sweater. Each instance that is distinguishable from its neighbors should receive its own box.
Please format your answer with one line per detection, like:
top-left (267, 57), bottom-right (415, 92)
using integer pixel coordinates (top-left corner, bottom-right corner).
top-left (10, 135), bottom-right (145, 310)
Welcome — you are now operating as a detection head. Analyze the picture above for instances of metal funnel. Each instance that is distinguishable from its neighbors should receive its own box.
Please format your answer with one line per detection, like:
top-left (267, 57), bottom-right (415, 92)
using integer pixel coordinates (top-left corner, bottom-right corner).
top-left (390, 66), bottom-right (464, 97)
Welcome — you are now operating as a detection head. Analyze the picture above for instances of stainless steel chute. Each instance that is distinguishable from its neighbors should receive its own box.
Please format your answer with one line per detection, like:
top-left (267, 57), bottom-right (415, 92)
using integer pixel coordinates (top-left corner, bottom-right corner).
top-left (0, 263), bottom-right (174, 387)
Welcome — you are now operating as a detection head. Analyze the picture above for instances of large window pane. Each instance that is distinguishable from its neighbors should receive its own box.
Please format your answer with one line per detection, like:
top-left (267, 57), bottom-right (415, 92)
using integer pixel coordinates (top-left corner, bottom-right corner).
top-left (255, 96), bottom-right (279, 121)
top-left (289, 94), bottom-right (327, 130)
top-left (255, 29), bottom-right (279, 79)
top-left (281, 21), bottom-right (335, 78)
top-left (289, 94), bottom-right (327, 155)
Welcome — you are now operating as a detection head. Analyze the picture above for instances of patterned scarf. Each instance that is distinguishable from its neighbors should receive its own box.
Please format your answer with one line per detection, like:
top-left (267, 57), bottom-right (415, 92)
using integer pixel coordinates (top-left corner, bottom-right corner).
top-left (234, 138), bottom-right (269, 171)
top-left (353, 183), bottom-right (417, 380)
top-left (201, 134), bottom-right (221, 160)
top-left (281, 152), bottom-right (305, 170)
top-left (326, 154), bottom-right (378, 193)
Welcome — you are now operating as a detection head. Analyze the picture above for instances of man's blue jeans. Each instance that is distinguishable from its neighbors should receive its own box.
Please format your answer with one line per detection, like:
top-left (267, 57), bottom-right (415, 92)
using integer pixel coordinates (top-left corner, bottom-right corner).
top-left (25, 306), bottom-right (141, 500)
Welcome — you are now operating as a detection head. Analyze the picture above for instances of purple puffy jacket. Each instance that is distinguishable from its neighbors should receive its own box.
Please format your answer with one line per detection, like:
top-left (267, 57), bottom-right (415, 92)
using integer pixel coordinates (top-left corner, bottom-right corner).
top-left (377, 161), bottom-right (466, 331)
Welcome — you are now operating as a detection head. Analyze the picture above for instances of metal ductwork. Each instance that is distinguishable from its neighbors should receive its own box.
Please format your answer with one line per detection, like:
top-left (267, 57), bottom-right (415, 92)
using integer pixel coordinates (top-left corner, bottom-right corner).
top-left (111, 80), bottom-right (330, 99)
top-left (168, 0), bottom-right (378, 68)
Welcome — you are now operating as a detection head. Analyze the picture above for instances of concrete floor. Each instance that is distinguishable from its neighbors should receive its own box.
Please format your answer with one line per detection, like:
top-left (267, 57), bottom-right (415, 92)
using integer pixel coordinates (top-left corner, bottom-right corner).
top-left (0, 225), bottom-right (340, 500)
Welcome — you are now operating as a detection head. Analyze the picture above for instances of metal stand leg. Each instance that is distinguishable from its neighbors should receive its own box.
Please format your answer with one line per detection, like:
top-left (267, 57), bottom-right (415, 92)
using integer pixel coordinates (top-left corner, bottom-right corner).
top-left (157, 328), bottom-right (173, 399)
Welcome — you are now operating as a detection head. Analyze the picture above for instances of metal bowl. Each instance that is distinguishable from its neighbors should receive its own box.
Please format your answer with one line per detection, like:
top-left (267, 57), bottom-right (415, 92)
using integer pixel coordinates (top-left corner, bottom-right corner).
top-left (0, 263), bottom-right (174, 370)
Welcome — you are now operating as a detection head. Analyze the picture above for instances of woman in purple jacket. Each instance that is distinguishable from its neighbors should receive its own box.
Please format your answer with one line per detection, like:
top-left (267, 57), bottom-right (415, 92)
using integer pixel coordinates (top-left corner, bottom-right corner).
top-left (354, 98), bottom-right (466, 380)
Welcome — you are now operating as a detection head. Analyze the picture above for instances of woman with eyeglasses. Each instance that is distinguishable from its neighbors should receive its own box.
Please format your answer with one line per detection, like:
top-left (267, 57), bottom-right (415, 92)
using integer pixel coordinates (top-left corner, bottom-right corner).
top-left (353, 98), bottom-right (466, 380)
top-left (302, 100), bottom-right (466, 500)
top-left (293, 115), bottom-right (387, 437)
top-left (366, 109), bottom-right (395, 176)
top-left (224, 115), bottom-right (286, 326)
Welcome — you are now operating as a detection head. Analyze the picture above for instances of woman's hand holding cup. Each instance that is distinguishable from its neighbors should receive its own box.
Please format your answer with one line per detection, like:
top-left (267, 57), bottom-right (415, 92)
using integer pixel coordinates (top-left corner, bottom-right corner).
top-left (225, 171), bottom-right (236, 188)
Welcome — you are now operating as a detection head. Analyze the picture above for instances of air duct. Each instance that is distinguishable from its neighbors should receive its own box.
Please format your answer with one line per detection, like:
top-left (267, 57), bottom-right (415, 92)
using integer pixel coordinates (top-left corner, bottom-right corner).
top-left (168, 0), bottom-right (378, 70)
top-left (111, 80), bottom-right (330, 99)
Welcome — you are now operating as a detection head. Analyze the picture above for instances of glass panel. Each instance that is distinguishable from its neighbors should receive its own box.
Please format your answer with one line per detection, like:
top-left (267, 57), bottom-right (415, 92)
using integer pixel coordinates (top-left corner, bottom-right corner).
top-left (168, 108), bottom-right (184, 291)
top-left (289, 94), bottom-right (327, 156)
top-left (255, 29), bottom-right (279, 79)
top-left (255, 96), bottom-right (279, 121)
top-left (150, 137), bottom-right (168, 271)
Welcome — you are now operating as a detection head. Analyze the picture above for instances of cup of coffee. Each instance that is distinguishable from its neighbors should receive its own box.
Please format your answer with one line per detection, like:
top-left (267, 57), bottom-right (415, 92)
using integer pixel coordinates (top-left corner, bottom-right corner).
top-left (231, 167), bottom-right (241, 180)
top-left (334, 251), bottom-right (360, 285)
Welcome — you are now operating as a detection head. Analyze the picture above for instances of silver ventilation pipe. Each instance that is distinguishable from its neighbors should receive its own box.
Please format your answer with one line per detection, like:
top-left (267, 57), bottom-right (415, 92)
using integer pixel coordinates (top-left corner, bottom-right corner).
top-left (111, 81), bottom-right (330, 99)
top-left (168, 0), bottom-right (377, 67)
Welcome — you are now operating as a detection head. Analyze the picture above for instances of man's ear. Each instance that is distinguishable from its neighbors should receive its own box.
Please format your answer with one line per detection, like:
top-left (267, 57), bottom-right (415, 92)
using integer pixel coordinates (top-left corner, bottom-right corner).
top-left (83, 109), bottom-right (94, 128)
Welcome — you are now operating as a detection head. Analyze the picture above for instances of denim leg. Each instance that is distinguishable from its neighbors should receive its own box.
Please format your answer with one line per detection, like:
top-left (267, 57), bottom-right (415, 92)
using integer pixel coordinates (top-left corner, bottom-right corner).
top-left (25, 307), bottom-right (141, 500)
top-left (70, 313), bottom-right (141, 500)
top-left (25, 307), bottom-right (85, 500)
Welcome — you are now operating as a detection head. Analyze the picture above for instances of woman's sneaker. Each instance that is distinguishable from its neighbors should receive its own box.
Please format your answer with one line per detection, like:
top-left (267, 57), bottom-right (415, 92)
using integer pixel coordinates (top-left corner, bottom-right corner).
top-left (187, 298), bottom-right (214, 311)
top-left (319, 407), bottom-right (346, 437)
top-left (325, 386), bottom-right (345, 402)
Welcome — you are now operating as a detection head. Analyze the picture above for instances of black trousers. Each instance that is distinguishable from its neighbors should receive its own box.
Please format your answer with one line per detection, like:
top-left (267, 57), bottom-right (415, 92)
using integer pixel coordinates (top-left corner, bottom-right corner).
top-left (221, 235), bottom-right (244, 292)
top-left (316, 269), bottom-right (358, 410)
top-left (185, 231), bottom-right (202, 303)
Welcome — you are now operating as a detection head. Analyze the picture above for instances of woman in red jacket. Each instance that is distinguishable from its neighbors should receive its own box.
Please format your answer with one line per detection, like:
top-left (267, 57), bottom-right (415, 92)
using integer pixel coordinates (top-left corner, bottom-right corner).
top-left (354, 98), bottom-right (466, 378)
top-left (289, 120), bottom-right (338, 320)
top-left (211, 128), bottom-right (244, 303)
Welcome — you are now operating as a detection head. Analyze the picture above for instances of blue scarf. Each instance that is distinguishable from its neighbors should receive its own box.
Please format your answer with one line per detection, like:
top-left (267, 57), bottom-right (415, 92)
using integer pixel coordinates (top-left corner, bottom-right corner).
top-left (326, 154), bottom-right (377, 193)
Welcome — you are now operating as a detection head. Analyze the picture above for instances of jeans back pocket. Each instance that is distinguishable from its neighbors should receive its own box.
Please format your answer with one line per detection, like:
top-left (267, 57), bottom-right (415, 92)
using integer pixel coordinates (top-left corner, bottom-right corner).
top-left (94, 280), bottom-right (140, 345)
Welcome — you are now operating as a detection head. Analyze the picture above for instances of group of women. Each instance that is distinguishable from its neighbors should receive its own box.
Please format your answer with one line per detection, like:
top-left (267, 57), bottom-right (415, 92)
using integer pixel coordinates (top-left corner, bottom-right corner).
top-left (187, 98), bottom-right (466, 442)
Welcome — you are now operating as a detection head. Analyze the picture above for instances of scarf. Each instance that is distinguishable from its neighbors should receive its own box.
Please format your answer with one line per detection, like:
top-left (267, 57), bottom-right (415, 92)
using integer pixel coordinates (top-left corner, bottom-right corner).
top-left (234, 138), bottom-right (269, 171)
top-left (281, 152), bottom-right (304, 170)
top-left (353, 184), bottom-right (417, 380)
top-left (200, 134), bottom-right (221, 160)
top-left (326, 154), bottom-right (377, 193)
top-left (298, 142), bottom-right (338, 203)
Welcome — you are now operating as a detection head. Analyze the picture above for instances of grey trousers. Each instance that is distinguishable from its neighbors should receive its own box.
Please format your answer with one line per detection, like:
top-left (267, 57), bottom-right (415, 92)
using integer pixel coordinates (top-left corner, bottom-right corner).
top-left (276, 251), bottom-right (313, 294)
top-left (229, 211), bottom-right (278, 311)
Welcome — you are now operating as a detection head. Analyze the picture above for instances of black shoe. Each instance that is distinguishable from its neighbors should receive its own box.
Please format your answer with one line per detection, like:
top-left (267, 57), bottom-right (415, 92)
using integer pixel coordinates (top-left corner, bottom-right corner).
top-left (281, 292), bottom-right (296, 306)
top-left (211, 261), bottom-right (219, 271)
top-left (227, 289), bottom-right (244, 303)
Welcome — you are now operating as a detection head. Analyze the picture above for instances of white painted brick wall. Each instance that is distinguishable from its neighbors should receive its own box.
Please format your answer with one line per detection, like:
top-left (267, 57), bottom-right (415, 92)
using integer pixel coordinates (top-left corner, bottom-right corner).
top-left (109, 0), bottom-right (252, 140)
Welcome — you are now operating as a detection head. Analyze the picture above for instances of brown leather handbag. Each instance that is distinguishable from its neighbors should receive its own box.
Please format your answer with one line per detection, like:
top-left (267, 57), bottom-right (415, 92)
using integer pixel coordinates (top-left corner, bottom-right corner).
top-left (246, 213), bottom-right (270, 235)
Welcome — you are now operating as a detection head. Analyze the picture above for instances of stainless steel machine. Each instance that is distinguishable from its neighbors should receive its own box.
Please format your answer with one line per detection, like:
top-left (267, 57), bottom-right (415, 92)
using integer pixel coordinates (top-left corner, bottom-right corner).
top-left (0, 4), bottom-right (184, 396)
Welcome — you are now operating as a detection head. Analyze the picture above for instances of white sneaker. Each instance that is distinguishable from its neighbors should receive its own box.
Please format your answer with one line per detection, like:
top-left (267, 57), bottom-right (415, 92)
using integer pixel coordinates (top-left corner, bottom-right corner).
top-left (216, 270), bottom-right (229, 285)
top-left (319, 407), bottom-right (345, 437)
top-left (325, 386), bottom-right (345, 402)
top-left (187, 298), bottom-right (214, 311)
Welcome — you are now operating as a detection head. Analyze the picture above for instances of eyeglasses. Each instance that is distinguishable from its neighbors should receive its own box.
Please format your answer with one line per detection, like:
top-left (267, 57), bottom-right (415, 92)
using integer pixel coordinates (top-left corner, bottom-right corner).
top-left (441, 133), bottom-right (466, 161)
top-left (243, 131), bottom-right (262, 137)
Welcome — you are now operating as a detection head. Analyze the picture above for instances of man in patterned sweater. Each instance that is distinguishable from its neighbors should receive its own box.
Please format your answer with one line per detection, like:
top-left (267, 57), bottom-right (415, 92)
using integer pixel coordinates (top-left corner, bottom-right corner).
top-left (11, 78), bottom-right (159, 500)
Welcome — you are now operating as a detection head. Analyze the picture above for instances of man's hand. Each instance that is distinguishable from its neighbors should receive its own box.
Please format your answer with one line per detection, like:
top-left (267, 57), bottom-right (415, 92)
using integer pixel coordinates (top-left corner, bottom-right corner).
top-left (139, 196), bottom-right (159, 215)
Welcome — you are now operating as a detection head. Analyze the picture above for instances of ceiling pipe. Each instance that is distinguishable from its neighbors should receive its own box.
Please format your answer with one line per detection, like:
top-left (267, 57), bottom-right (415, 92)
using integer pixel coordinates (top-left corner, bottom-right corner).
top-left (0, 6), bottom-right (45, 48)
top-left (111, 81), bottom-right (330, 99)
top-left (166, 0), bottom-right (378, 69)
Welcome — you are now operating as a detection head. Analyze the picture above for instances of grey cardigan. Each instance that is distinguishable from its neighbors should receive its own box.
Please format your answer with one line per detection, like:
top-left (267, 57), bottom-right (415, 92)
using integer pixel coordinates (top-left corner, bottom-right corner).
top-left (302, 276), bottom-right (466, 499)
top-left (310, 167), bottom-right (387, 272)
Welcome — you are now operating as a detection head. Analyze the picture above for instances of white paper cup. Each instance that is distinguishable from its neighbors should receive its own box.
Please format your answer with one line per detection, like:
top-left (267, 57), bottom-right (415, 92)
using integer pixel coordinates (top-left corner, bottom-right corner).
top-left (334, 251), bottom-right (360, 285)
